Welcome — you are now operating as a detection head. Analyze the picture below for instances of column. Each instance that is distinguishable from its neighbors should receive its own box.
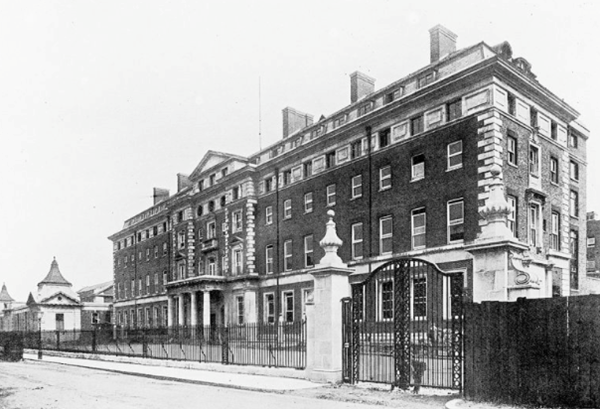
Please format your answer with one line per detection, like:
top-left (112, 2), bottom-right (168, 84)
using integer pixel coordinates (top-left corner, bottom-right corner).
top-left (167, 296), bottom-right (173, 328)
top-left (190, 291), bottom-right (198, 328)
top-left (203, 290), bottom-right (211, 340)
top-left (178, 294), bottom-right (185, 327)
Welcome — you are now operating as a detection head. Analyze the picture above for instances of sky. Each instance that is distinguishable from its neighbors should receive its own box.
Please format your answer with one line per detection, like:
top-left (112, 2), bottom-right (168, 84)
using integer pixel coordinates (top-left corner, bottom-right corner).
top-left (0, 0), bottom-right (598, 302)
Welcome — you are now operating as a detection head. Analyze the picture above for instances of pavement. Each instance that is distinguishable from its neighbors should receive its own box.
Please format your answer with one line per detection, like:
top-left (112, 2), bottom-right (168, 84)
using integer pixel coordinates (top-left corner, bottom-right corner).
top-left (22, 351), bottom-right (321, 392)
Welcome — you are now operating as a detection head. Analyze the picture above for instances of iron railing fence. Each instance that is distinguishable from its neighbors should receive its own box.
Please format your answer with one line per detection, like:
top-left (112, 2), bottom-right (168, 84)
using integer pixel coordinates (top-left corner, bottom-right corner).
top-left (20, 321), bottom-right (306, 369)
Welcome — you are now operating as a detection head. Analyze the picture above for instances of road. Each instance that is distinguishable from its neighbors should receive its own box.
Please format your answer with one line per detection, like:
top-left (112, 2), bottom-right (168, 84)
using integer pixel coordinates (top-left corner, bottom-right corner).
top-left (0, 360), bottom-right (449, 409)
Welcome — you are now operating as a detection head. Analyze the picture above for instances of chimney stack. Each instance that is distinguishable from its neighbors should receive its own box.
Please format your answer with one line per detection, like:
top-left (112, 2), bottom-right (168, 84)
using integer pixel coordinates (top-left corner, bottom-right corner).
top-left (282, 107), bottom-right (313, 138)
top-left (350, 71), bottom-right (375, 104)
top-left (153, 187), bottom-right (170, 205)
top-left (429, 25), bottom-right (457, 63)
top-left (177, 174), bottom-right (192, 192)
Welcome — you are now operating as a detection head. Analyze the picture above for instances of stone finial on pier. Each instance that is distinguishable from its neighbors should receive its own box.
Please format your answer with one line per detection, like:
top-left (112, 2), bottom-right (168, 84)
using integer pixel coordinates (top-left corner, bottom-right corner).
top-left (318, 210), bottom-right (346, 268)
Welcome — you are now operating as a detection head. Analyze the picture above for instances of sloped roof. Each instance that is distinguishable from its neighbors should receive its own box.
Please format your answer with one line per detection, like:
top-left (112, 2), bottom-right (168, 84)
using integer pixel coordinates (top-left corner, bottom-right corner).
top-left (38, 257), bottom-right (72, 287)
top-left (77, 281), bottom-right (113, 295)
top-left (0, 283), bottom-right (14, 302)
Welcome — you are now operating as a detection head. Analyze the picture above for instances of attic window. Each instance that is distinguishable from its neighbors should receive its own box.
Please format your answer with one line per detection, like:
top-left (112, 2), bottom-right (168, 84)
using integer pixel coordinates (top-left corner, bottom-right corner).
top-left (358, 102), bottom-right (373, 117)
top-left (418, 71), bottom-right (436, 88)
top-left (384, 88), bottom-right (403, 104)
top-left (221, 168), bottom-right (228, 177)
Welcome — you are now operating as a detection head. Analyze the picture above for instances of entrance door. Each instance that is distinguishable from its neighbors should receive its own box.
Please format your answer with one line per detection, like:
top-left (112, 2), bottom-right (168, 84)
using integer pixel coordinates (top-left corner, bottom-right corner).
top-left (342, 258), bottom-right (464, 391)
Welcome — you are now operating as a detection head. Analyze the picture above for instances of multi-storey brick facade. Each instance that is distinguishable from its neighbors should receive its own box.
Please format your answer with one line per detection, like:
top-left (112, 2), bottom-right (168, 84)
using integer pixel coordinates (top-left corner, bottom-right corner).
top-left (109, 25), bottom-right (588, 329)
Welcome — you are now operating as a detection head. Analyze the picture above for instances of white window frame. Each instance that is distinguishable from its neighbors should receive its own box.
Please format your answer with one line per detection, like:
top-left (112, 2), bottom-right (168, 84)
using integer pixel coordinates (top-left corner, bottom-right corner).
top-left (265, 206), bottom-right (273, 225)
top-left (206, 221), bottom-right (216, 239)
top-left (235, 295), bottom-right (244, 325)
top-left (351, 223), bottom-right (363, 260)
top-left (411, 276), bottom-right (427, 320)
top-left (378, 279), bottom-right (394, 321)
top-left (411, 208), bottom-right (426, 250)
top-left (232, 210), bottom-right (243, 233)
top-left (550, 157), bottom-right (559, 184)
top-left (283, 199), bottom-right (292, 219)
top-left (570, 160), bottom-right (579, 182)
top-left (326, 184), bottom-right (336, 206)
top-left (570, 190), bottom-right (579, 218)
top-left (411, 154), bottom-right (425, 181)
top-left (507, 136), bottom-right (517, 166)
top-left (264, 293), bottom-right (275, 323)
top-left (265, 245), bottom-right (274, 274)
top-left (447, 140), bottom-right (463, 171)
top-left (379, 215), bottom-right (393, 255)
top-left (304, 192), bottom-right (313, 213)
top-left (232, 247), bottom-right (243, 275)
top-left (379, 166), bottom-right (392, 190)
top-left (304, 235), bottom-right (314, 268)
top-left (208, 258), bottom-right (216, 276)
top-left (284, 240), bottom-right (293, 271)
top-left (550, 211), bottom-right (560, 251)
top-left (282, 291), bottom-right (294, 322)
top-left (529, 144), bottom-right (540, 177)
top-left (351, 175), bottom-right (362, 199)
top-left (447, 199), bottom-right (465, 243)
top-left (528, 202), bottom-right (542, 248)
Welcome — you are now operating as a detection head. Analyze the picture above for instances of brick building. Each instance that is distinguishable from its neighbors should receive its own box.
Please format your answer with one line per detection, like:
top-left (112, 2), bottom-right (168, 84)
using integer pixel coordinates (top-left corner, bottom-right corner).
top-left (109, 25), bottom-right (588, 329)
top-left (586, 212), bottom-right (600, 293)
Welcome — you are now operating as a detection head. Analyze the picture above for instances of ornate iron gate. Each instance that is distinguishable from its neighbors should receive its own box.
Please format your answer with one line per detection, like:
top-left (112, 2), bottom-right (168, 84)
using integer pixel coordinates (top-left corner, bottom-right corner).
top-left (342, 258), bottom-right (463, 391)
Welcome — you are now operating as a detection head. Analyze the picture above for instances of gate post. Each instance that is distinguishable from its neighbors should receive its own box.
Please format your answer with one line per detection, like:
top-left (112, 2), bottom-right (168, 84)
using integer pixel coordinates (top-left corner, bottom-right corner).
top-left (306, 210), bottom-right (353, 383)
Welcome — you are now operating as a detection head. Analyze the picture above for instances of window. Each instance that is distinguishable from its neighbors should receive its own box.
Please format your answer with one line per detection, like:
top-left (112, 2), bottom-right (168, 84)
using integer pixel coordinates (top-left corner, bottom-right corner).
top-left (570, 190), bottom-right (579, 218)
top-left (351, 223), bottom-right (363, 260)
top-left (220, 195), bottom-right (226, 207)
top-left (304, 235), bottom-right (314, 268)
top-left (411, 208), bottom-right (426, 250)
top-left (551, 121), bottom-right (558, 140)
top-left (163, 271), bottom-right (168, 285)
top-left (530, 107), bottom-right (538, 128)
top-left (178, 263), bottom-right (185, 280)
top-left (448, 199), bottom-right (465, 243)
top-left (209, 173), bottom-right (216, 186)
top-left (412, 277), bottom-right (427, 319)
top-left (447, 99), bottom-right (462, 121)
top-left (570, 160), bottom-right (579, 181)
top-left (206, 221), bottom-right (216, 239)
top-left (569, 132), bottom-right (578, 148)
top-left (384, 88), bottom-right (402, 104)
top-left (265, 245), bottom-right (274, 274)
top-left (198, 180), bottom-right (204, 191)
top-left (507, 92), bottom-right (516, 116)
top-left (411, 154), bottom-right (425, 181)
top-left (207, 258), bottom-right (216, 275)
top-left (325, 151), bottom-right (336, 168)
top-left (154, 272), bottom-right (159, 286)
top-left (379, 166), bottom-right (391, 190)
top-left (131, 279), bottom-right (135, 297)
top-left (282, 169), bottom-right (292, 185)
top-left (56, 313), bottom-right (65, 331)
top-left (138, 278), bottom-right (142, 296)
top-left (264, 177), bottom-right (273, 192)
top-left (264, 293), bottom-right (275, 323)
top-left (550, 157), bottom-right (559, 184)
top-left (146, 248), bottom-right (150, 261)
top-left (232, 248), bottom-right (243, 275)
top-left (146, 274), bottom-right (150, 290)
top-left (529, 145), bottom-right (539, 176)
top-left (550, 212), bottom-right (561, 251)
top-left (507, 135), bottom-right (517, 166)
top-left (447, 141), bottom-right (463, 170)
top-left (236, 296), bottom-right (244, 325)
top-left (265, 206), bottom-right (273, 225)
top-left (507, 195), bottom-right (517, 235)
top-left (410, 115), bottom-right (424, 135)
top-left (302, 288), bottom-right (313, 318)
top-left (570, 230), bottom-right (579, 290)
top-left (418, 72), bottom-right (435, 87)
top-left (208, 201), bottom-right (215, 212)
top-left (284, 240), bottom-right (293, 271)
top-left (351, 140), bottom-right (363, 159)
top-left (232, 186), bottom-right (240, 201)
top-left (326, 184), bottom-right (336, 206)
top-left (528, 203), bottom-right (541, 247)
top-left (232, 210), bottom-right (243, 232)
top-left (283, 291), bottom-right (294, 322)
top-left (379, 216), bottom-right (393, 255)
top-left (379, 128), bottom-right (390, 148)
top-left (351, 175), bottom-right (362, 199)
top-left (379, 281), bottom-right (393, 320)
top-left (154, 246), bottom-right (158, 258)
top-left (303, 161), bottom-right (312, 178)
top-left (588, 237), bottom-right (596, 247)
top-left (304, 192), bottom-right (313, 213)
top-left (283, 199), bottom-right (292, 219)
top-left (162, 242), bottom-right (168, 256)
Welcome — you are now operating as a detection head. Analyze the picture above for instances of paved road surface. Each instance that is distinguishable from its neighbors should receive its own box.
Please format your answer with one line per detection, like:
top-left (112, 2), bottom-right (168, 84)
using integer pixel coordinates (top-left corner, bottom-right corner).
top-left (0, 360), bottom-right (446, 409)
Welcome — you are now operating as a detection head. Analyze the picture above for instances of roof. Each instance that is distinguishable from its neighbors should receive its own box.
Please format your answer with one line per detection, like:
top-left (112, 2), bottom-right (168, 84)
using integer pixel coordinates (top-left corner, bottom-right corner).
top-left (0, 283), bottom-right (14, 302)
top-left (38, 257), bottom-right (72, 287)
top-left (77, 281), bottom-right (113, 295)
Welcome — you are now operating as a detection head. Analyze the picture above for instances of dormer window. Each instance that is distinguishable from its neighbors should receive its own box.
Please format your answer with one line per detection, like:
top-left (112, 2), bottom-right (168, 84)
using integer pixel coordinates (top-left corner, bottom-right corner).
top-left (334, 115), bottom-right (347, 128)
top-left (358, 102), bottom-right (373, 117)
top-left (418, 71), bottom-right (436, 88)
top-left (384, 88), bottom-right (403, 104)
top-left (221, 168), bottom-right (228, 178)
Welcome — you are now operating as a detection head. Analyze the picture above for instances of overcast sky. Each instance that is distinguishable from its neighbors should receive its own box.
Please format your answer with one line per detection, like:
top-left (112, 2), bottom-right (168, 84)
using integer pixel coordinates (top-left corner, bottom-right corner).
top-left (1, 0), bottom-right (598, 301)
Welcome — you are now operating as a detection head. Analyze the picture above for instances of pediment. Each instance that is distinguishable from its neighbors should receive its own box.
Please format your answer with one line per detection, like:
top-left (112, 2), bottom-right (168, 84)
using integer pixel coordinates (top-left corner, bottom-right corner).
top-left (189, 150), bottom-right (249, 181)
top-left (39, 291), bottom-right (81, 306)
